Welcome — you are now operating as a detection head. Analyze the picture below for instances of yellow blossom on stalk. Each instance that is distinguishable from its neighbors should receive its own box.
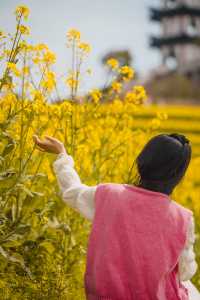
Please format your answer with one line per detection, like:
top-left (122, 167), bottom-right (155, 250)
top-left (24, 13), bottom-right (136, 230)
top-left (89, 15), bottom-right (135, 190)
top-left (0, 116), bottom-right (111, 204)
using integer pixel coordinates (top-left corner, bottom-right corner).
top-left (106, 58), bottom-right (119, 70)
top-left (19, 25), bottom-right (30, 35)
top-left (89, 89), bottom-right (102, 104)
top-left (112, 98), bottom-right (124, 112)
top-left (15, 5), bottom-right (30, 20)
top-left (111, 81), bottom-right (122, 93)
top-left (1, 92), bottom-right (17, 108)
top-left (67, 29), bottom-right (81, 41)
top-left (7, 62), bottom-right (21, 77)
top-left (43, 50), bottom-right (56, 65)
top-left (22, 66), bottom-right (30, 75)
top-left (120, 65), bottom-right (134, 81)
top-left (41, 71), bottom-right (56, 92)
top-left (31, 90), bottom-right (44, 102)
top-left (78, 42), bottom-right (91, 54)
top-left (32, 56), bottom-right (40, 64)
top-left (34, 43), bottom-right (48, 51)
top-left (132, 86), bottom-right (147, 104)
top-left (60, 100), bottom-right (73, 115)
top-left (3, 50), bottom-right (11, 58)
top-left (31, 91), bottom-right (47, 113)
top-left (66, 77), bottom-right (79, 90)
top-left (26, 44), bottom-right (35, 51)
top-left (125, 91), bottom-right (137, 104)
top-left (19, 41), bottom-right (30, 51)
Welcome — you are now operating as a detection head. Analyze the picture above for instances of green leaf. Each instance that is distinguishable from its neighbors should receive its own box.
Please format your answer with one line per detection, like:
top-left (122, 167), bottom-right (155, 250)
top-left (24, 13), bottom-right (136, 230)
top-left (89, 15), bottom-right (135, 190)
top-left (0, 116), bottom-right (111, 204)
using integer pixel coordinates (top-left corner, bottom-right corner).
top-left (0, 246), bottom-right (32, 278)
top-left (0, 170), bottom-right (16, 180)
top-left (15, 183), bottom-right (34, 197)
top-left (15, 224), bottom-right (31, 235)
top-left (2, 143), bottom-right (15, 157)
top-left (40, 241), bottom-right (55, 254)
top-left (31, 191), bottom-right (44, 197)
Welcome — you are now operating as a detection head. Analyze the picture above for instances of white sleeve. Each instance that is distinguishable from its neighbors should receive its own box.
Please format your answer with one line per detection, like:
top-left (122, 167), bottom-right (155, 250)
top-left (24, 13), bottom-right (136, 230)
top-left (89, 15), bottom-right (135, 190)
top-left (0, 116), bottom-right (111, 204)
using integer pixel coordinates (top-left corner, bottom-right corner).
top-left (178, 215), bottom-right (198, 281)
top-left (53, 152), bottom-right (96, 221)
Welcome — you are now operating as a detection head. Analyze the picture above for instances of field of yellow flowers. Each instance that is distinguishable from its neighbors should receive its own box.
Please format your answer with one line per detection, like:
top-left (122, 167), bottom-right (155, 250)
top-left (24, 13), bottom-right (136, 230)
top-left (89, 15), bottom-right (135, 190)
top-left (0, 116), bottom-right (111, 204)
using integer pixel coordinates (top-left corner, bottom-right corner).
top-left (0, 5), bottom-right (199, 299)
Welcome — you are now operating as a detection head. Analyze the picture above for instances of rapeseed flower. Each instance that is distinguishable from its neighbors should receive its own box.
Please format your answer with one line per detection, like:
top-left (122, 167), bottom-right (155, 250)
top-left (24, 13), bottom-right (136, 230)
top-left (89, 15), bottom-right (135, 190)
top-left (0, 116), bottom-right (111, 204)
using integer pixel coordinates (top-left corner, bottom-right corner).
top-left (106, 58), bottom-right (119, 70)
top-left (67, 29), bottom-right (81, 41)
top-left (19, 25), bottom-right (30, 35)
top-left (7, 62), bottom-right (21, 77)
top-left (89, 89), bottom-right (102, 104)
top-left (119, 65), bottom-right (134, 81)
top-left (111, 82), bottom-right (122, 93)
top-left (43, 50), bottom-right (56, 65)
top-left (15, 5), bottom-right (30, 20)
top-left (78, 42), bottom-right (91, 54)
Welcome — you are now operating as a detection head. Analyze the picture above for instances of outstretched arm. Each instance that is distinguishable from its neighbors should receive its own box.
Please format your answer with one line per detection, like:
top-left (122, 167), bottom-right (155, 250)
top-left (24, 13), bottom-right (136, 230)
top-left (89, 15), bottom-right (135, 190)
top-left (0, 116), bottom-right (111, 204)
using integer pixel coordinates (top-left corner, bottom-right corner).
top-left (32, 135), bottom-right (97, 221)
top-left (53, 152), bottom-right (96, 221)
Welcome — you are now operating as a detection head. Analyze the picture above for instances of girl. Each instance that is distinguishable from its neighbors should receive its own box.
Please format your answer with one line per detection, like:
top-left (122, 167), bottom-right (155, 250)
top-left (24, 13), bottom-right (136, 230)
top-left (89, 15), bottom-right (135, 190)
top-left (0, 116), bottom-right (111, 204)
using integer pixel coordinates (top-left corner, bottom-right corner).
top-left (33, 133), bottom-right (200, 300)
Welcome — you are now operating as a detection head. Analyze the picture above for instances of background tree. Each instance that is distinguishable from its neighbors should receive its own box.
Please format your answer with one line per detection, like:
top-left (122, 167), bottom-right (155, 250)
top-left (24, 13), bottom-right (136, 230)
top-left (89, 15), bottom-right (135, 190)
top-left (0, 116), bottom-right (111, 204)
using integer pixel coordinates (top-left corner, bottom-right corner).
top-left (102, 49), bottom-right (132, 68)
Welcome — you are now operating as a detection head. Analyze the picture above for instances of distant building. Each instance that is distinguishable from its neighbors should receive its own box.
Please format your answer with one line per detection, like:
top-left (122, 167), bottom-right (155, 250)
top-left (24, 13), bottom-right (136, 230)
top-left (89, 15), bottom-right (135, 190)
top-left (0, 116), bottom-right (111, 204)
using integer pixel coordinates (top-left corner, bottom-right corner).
top-left (149, 0), bottom-right (200, 81)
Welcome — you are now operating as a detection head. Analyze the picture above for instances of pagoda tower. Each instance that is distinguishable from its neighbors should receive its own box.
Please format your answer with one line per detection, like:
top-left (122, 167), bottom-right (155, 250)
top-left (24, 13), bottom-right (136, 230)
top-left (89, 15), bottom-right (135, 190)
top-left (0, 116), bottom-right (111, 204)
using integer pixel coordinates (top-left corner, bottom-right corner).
top-left (150, 0), bottom-right (200, 80)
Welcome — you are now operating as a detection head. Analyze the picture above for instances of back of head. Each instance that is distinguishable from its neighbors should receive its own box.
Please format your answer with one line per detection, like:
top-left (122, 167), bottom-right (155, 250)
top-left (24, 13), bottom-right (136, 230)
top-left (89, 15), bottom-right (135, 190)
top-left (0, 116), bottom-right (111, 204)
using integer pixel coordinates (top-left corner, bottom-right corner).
top-left (135, 133), bottom-right (192, 195)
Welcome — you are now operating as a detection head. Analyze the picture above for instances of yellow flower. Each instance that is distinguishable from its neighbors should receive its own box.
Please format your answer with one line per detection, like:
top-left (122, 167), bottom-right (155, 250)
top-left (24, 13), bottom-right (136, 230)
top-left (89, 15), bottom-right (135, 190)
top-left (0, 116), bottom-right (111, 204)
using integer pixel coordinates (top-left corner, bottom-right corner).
top-left (15, 5), bottom-right (30, 20)
top-left (106, 58), bottom-right (119, 70)
top-left (66, 75), bottom-right (79, 89)
top-left (112, 98), bottom-right (124, 112)
top-left (19, 25), bottom-right (30, 35)
top-left (7, 62), bottom-right (21, 77)
top-left (120, 66), bottom-right (134, 81)
top-left (132, 86), bottom-right (147, 104)
top-left (22, 66), bottom-right (30, 75)
top-left (34, 43), bottom-right (49, 51)
top-left (32, 56), bottom-right (40, 64)
top-left (31, 90), bottom-right (44, 102)
top-left (67, 29), bottom-right (81, 41)
top-left (41, 71), bottom-right (56, 92)
top-left (89, 89), bottom-right (102, 104)
top-left (78, 42), bottom-right (91, 54)
top-left (125, 91), bottom-right (136, 103)
top-left (19, 41), bottom-right (30, 51)
top-left (125, 86), bottom-right (147, 105)
top-left (43, 50), bottom-right (56, 65)
top-left (60, 100), bottom-right (73, 115)
top-left (111, 82), bottom-right (122, 93)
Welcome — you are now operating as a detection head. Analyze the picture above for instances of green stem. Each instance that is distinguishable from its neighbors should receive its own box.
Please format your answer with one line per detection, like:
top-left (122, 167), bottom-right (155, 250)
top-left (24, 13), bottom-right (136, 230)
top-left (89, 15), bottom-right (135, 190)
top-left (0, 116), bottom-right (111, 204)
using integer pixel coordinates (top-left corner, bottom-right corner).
top-left (0, 14), bottom-right (22, 92)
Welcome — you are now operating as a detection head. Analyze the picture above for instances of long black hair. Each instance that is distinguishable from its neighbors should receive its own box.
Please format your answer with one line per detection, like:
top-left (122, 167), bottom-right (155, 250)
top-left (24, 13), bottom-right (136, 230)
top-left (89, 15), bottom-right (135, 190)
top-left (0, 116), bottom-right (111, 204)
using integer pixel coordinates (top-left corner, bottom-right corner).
top-left (135, 133), bottom-right (192, 195)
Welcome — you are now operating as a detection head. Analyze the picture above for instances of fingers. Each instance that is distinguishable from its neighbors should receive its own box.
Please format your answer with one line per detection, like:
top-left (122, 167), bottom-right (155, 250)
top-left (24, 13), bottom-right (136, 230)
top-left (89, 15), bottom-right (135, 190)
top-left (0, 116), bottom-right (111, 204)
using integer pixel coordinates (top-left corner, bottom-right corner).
top-left (44, 135), bottom-right (57, 142)
top-left (37, 147), bottom-right (46, 152)
top-left (33, 135), bottom-right (47, 149)
top-left (32, 134), bottom-right (38, 142)
top-left (34, 136), bottom-right (44, 146)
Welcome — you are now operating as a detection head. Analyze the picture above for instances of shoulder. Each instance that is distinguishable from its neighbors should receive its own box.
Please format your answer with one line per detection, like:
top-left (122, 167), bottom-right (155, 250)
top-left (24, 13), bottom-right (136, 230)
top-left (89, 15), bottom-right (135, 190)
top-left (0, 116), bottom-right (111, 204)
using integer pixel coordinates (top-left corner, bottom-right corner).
top-left (171, 199), bottom-right (193, 219)
top-left (97, 182), bottom-right (124, 191)
top-left (95, 182), bottom-right (125, 197)
top-left (170, 199), bottom-right (194, 239)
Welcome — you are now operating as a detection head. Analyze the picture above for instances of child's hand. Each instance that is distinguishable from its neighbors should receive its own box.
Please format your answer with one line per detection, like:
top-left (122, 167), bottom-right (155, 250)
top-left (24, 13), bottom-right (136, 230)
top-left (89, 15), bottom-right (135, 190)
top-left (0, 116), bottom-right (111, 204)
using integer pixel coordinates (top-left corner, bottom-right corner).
top-left (32, 135), bottom-right (66, 154)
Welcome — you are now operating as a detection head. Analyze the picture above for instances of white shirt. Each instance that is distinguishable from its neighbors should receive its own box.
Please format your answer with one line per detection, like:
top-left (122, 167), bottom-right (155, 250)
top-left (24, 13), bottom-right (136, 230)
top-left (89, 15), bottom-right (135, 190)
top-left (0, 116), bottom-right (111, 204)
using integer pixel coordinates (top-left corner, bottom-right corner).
top-left (53, 152), bottom-right (198, 282)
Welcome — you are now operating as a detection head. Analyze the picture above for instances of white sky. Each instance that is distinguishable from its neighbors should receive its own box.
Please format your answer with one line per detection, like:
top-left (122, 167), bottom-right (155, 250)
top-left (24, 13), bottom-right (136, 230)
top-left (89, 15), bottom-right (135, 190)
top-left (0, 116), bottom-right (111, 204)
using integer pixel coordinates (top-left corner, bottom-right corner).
top-left (0, 0), bottom-right (162, 95)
